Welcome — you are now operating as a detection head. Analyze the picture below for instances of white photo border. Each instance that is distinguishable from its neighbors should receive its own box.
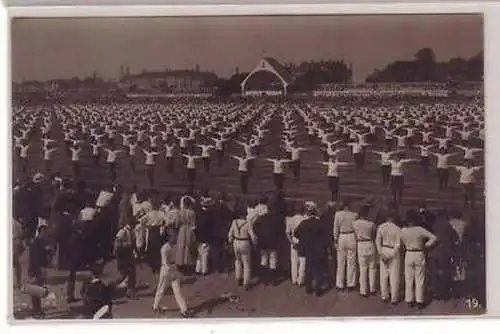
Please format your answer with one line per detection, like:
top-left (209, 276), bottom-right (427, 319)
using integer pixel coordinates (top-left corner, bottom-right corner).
top-left (2, 2), bottom-right (500, 332)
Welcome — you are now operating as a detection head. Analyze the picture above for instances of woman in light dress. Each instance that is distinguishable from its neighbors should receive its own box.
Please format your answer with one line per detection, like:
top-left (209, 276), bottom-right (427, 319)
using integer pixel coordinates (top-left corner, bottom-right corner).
top-left (175, 195), bottom-right (197, 275)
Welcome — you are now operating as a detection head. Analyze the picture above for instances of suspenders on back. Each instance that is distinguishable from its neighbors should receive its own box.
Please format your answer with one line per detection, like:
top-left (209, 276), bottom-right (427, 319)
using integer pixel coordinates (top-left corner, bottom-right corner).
top-left (233, 219), bottom-right (249, 241)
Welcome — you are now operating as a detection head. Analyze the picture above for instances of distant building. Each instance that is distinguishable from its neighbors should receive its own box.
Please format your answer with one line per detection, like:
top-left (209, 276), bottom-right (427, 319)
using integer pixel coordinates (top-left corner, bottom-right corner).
top-left (120, 68), bottom-right (219, 94)
top-left (13, 80), bottom-right (56, 94)
top-left (240, 57), bottom-right (294, 96)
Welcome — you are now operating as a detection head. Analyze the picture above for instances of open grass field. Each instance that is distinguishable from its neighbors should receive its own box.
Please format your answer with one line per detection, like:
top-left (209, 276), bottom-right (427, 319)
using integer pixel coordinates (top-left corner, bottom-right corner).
top-left (11, 101), bottom-right (486, 319)
top-left (12, 104), bottom-right (485, 210)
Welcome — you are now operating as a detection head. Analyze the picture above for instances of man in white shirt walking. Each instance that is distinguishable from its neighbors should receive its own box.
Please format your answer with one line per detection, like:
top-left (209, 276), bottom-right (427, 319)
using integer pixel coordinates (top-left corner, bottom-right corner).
top-left (152, 232), bottom-right (193, 318)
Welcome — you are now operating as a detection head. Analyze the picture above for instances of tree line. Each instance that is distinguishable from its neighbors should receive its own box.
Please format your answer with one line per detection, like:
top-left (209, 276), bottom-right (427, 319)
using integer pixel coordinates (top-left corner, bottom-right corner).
top-left (365, 48), bottom-right (483, 83)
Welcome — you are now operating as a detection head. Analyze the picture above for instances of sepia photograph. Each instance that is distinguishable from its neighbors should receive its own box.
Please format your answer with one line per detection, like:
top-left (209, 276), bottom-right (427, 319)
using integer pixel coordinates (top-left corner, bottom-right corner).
top-left (10, 13), bottom-right (485, 320)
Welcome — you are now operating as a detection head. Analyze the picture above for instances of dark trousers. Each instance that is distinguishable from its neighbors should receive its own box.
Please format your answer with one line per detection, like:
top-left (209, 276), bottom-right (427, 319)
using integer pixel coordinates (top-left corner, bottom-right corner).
top-left (30, 273), bottom-right (44, 316)
top-left (385, 139), bottom-right (393, 150)
top-left (117, 255), bottom-right (137, 292)
top-left (123, 263), bottom-right (137, 292)
top-left (323, 151), bottom-right (329, 161)
top-left (421, 156), bottom-right (430, 176)
top-left (240, 171), bottom-right (249, 193)
top-left (23, 218), bottom-right (38, 241)
top-left (437, 168), bottom-right (449, 190)
top-left (354, 153), bottom-right (363, 169)
top-left (255, 145), bottom-right (261, 156)
top-left (328, 176), bottom-right (339, 201)
top-left (274, 173), bottom-right (284, 191)
top-left (20, 157), bottom-right (28, 177)
top-left (44, 159), bottom-right (52, 173)
top-left (216, 150), bottom-right (224, 167)
top-left (248, 160), bottom-right (255, 178)
top-left (146, 165), bottom-right (155, 186)
top-left (391, 175), bottom-right (404, 204)
top-left (210, 242), bottom-right (229, 273)
top-left (66, 267), bottom-right (78, 299)
top-left (94, 154), bottom-right (100, 166)
top-left (407, 136), bottom-right (414, 149)
top-left (463, 183), bottom-right (476, 208)
top-left (203, 157), bottom-right (211, 173)
top-left (72, 162), bottom-right (80, 179)
top-left (305, 257), bottom-right (326, 295)
top-left (187, 168), bottom-right (196, 191)
top-left (293, 160), bottom-right (301, 180)
top-left (381, 165), bottom-right (391, 186)
top-left (428, 257), bottom-right (452, 300)
top-left (108, 162), bottom-right (117, 182)
top-left (13, 254), bottom-right (21, 289)
top-left (166, 157), bottom-right (175, 173)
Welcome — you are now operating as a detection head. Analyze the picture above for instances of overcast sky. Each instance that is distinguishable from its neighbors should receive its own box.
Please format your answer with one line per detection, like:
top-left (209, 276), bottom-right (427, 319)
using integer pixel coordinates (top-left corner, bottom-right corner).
top-left (11, 14), bottom-right (483, 83)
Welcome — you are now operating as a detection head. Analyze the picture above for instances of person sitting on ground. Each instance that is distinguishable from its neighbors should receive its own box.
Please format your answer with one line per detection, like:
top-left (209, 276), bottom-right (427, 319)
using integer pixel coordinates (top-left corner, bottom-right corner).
top-left (80, 260), bottom-right (113, 319)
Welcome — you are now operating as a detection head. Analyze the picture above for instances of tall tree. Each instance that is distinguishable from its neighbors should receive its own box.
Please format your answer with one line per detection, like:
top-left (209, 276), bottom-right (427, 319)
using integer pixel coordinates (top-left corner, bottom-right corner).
top-left (414, 48), bottom-right (436, 81)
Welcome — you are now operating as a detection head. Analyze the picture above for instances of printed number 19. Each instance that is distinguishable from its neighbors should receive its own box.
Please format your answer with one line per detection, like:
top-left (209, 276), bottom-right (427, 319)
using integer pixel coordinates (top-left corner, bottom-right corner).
top-left (465, 297), bottom-right (481, 309)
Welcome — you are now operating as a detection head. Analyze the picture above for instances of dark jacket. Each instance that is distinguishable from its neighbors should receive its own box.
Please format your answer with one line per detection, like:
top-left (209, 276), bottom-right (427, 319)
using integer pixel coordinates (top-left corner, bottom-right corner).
top-left (28, 235), bottom-right (52, 277)
top-left (428, 216), bottom-right (457, 261)
top-left (294, 216), bottom-right (329, 260)
top-left (253, 211), bottom-right (284, 250)
top-left (213, 203), bottom-right (234, 244)
top-left (68, 222), bottom-right (92, 270)
top-left (419, 209), bottom-right (436, 233)
top-left (196, 207), bottom-right (217, 244)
